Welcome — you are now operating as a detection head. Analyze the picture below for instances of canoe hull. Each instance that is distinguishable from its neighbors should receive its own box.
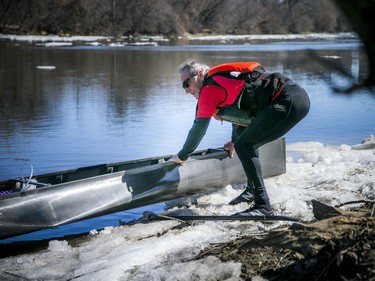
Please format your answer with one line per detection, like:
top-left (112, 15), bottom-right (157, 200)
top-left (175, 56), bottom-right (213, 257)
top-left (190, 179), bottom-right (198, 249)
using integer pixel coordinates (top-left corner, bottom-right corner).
top-left (0, 138), bottom-right (286, 240)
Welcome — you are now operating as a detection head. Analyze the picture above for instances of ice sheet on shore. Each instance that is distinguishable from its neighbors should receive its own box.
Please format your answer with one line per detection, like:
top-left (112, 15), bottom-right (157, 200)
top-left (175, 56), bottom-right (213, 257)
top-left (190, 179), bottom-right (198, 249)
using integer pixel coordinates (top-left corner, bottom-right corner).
top-left (0, 32), bottom-right (357, 48)
top-left (0, 137), bottom-right (374, 280)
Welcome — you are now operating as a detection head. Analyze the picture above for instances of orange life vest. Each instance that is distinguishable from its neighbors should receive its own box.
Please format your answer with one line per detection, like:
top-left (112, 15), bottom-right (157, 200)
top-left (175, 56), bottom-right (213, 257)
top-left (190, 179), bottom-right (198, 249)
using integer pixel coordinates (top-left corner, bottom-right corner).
top-left (206, 62), bottom-right (264, 79)
top-left (203, 62), bottom-right (265, 126)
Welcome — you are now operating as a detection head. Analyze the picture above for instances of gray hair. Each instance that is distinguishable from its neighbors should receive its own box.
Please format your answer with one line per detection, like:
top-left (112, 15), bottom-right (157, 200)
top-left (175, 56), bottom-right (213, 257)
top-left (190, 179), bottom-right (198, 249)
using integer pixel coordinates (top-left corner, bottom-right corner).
top-left (178, 59), bottom-right (210, 76)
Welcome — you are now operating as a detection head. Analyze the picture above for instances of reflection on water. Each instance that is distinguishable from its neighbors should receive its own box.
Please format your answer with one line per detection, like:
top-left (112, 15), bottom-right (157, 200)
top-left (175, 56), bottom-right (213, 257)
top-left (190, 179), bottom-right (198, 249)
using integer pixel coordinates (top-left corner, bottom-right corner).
top-left (0, 39), bottom-right (374, 181)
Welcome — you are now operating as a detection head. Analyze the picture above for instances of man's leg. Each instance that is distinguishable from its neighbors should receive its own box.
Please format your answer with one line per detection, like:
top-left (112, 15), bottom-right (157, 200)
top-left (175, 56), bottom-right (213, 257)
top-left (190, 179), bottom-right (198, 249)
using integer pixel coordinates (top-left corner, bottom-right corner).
top-left (233, 85), bottom-right (310, 214)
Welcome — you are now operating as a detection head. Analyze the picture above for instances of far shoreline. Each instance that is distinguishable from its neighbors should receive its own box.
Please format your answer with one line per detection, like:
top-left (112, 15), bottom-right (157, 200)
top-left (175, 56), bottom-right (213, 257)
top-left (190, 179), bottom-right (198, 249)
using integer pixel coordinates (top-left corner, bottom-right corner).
top-left (0, 32), bottom-right (357, 43)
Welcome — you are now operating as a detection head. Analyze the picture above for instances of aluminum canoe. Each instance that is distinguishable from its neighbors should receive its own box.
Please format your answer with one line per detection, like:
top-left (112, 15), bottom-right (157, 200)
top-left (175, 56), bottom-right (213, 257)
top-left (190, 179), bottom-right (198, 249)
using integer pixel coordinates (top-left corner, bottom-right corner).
top-left (0, 138), bottom-right (286, 240)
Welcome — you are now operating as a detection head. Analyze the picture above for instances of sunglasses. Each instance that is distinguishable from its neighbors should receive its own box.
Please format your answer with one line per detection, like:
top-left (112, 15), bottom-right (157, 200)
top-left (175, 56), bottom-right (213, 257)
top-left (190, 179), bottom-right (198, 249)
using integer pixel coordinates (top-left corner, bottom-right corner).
top-left (182, 72), bottom-right (197, 89)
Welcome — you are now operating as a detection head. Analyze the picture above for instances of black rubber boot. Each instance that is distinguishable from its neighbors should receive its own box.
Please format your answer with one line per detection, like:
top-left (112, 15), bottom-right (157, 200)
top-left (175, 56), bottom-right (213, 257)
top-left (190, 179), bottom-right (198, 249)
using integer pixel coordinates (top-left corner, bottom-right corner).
top-left (228, 182), bottom-right (254, 205)
top-left (234, 204), bottom-right (274, 216)
top-left (252, 181), bottom-right (272, 212)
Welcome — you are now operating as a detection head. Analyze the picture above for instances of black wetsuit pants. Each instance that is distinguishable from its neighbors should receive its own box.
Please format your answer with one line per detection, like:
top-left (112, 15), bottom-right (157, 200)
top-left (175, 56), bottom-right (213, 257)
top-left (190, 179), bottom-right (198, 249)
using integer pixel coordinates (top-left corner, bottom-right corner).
top-left (233, 83), bottom-right (310, 211)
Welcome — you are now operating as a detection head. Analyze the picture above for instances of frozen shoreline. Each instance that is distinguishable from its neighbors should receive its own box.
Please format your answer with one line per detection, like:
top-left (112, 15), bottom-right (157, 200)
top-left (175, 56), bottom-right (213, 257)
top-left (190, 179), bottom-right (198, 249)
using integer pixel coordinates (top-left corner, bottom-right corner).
top-left (0, 136), bottom-right (373, 280)
top-left (0, 32), bottom-right (358, 47)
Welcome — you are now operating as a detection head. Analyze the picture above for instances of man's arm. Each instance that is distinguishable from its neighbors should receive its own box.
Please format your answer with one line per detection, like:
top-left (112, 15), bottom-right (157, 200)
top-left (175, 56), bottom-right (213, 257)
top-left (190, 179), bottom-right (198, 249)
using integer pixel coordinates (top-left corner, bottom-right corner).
top-left (176, 117), bottom-right (211, 161)
top-left (222, 124), bottom-right (246, 158)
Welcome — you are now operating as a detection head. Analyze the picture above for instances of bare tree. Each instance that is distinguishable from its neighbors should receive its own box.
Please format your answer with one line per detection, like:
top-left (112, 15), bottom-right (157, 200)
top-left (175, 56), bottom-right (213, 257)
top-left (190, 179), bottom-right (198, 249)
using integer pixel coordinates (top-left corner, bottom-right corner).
top-left (0, 0), bottom-right (349, 36)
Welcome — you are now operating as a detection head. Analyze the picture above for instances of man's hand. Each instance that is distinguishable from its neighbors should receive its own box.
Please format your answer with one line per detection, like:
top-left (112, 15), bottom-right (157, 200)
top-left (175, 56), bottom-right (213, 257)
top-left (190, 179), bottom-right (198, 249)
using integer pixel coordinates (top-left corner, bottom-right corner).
top-left (169, 154), bottom-right (185, 165)
top-left (224, 141), bottom-right (235, 158)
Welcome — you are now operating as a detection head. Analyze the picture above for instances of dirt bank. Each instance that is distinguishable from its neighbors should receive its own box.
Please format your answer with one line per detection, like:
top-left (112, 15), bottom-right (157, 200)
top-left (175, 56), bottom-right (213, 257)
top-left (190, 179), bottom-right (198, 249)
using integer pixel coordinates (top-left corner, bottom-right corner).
top-left (197, 201), bottom-right (375, 280)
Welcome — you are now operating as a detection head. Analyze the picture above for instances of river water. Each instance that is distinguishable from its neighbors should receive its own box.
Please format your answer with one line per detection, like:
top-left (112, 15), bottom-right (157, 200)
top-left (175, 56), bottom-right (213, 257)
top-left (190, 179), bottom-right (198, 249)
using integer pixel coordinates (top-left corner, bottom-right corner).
top-left (0, 35), bottom-right (374, 241)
